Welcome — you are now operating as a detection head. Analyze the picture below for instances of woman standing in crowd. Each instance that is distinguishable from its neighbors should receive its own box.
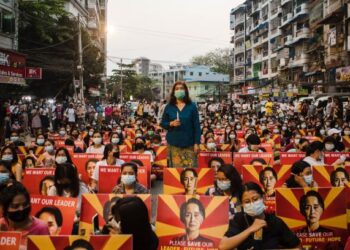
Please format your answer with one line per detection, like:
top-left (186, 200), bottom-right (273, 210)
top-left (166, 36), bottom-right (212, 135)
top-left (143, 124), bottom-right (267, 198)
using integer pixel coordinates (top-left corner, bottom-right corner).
top-left (161, 81), bottom-right (201, 168)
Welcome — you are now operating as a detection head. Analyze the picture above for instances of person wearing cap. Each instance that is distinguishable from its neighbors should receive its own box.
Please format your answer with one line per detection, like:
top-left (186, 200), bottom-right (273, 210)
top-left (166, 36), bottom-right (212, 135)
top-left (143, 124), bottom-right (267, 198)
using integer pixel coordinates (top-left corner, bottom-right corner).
top-left (239, 134), bottom-right (265, 153)
top-left (327, 128), bottom-right (345, 152)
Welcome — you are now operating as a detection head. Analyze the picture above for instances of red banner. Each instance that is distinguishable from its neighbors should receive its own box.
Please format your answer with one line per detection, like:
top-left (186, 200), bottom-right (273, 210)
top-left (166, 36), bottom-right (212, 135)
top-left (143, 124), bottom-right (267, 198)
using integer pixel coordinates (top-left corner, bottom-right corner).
top-left (0, 232), bottom-right (21, 250)
top-left (324, 152), bottom-right (350, 165)
top-left (120, 153), bottom-right (151, 170)
top-left (276, 187), bottom-right (348, 249)
top-left (233, 152), bottom-right (274, 173)
top-left (197, 152), bottom-right (232, 168)
top-left (280, 152), bottom-right (305, 165)
top-left (156, 195), bottom-right (229, 250)
top-left (0, 48), bottom-right (26, 79)
top-left (98, 166), bottom-right (149, 192)
top-left (79, 194), bottom-right (151, 236)
top-left (27, 235), bottom-right (132, 250)
top-left (163, 168), bottom-right (214, 195)
top-left (22, 168), bottom-right (55, 195)
top-left (30, 195), bottom-right (77, 236)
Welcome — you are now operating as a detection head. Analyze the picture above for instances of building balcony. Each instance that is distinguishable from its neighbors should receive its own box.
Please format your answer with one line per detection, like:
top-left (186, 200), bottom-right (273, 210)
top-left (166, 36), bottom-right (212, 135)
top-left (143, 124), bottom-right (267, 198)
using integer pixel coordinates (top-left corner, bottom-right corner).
top-left (294, 3), bottom-right (309, 17)
top-left (262, 68), bottom-right (269, 75)
top-left (235, 74), bottom-right (245, 82)
top-left (235, 16), bottom-right (245, 26)
top-left (270, 28), bottom-right (281, 37)
top-left (253, 3), bottom-right (262, 12)
top-left (289, 53), bottom-right (309, 68)
top-left (253, 54), bottom-right (263, 63)
top-left (235, 46), bottom-right (245, 54)
top-left (235, 30), bottom-right (245, 38)
top-left (294, 27), bottom-right (311, 40)
top-left (252, 36), bottom-right (262, 46)
top-left (281, 0), bottom-right (292, 6)
top-left (235, 61), bottom-right (245, 67)
top-left (262, 52), bottom-right (269, 61)
top-left (281, 12), bottom-right (293, 26)
top-left (326, 0), bottom-right (342, 16)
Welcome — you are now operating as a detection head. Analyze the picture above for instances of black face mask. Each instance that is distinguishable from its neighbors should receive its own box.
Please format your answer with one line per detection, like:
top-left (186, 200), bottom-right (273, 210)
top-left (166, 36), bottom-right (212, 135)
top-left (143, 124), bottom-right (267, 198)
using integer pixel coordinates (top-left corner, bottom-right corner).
top-left (113, 152), bottom-right (120, 159)
top-left (134, 143), bottom-right (145, 151)
top-left (7, 206), bottom-right (31, 222)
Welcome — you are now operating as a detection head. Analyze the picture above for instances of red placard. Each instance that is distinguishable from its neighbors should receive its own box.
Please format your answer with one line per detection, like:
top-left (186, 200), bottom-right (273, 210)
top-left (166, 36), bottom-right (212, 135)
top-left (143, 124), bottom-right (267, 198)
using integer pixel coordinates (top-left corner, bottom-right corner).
top-left (197, 151), bottom-right (232, 168)
top-left (324, 152), bottom-right (350, 165)
top-left (156, 195), bottom-right (229, 249)
top-left (98, 166), bottom-right (149, 192)
top-left (280, 152), bottom-right (305, 165)
top-left (22, 168), bottom-right (55, 194)
top-left (242, 165), bottom-right (292, 213)
top-left (120, 153), bottom-right (151, 170)
top-left (27, 235), bottom-right (132, 250)
top-left (123, 139), bottom-right (134, 152)
top-left (71, 154), bottom-right (103, 184)
top-left (30, 195), bottom-right (77, 236)
top-left (79, 194), bottom-right (151, 236)
top-left (236, 130), bottom-right (244, 139)
top-left (0, 232), bottom-right (21, 250)
top-left (163, 168), bottom-right (214, 195)
top-left (276, 187), bottom-right (348, 249)
top-left (233, 152), bottom-right (274, 173)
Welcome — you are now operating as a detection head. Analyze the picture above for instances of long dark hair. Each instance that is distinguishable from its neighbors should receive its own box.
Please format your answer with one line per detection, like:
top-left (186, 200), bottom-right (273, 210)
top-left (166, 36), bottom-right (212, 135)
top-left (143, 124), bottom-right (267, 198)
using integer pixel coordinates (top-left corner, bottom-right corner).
top-left (112, 196), bottom-right (158, 250)
top-left (0, 145), bottom-right (18, 164)
top-left (54, 163), bottom-right (80, 197)
top-left (285, 160), bottom-right (310, 188)
top-left (55, 147), bottom-right (73, 164)
top-left (169, 81), bottom-right (191, 105)
top-left (0, 183), bottom-right (31, 219)
top-left (216, 164), bottom-right (243, 196)
top-left (102, 143), bottom-right (118, 160)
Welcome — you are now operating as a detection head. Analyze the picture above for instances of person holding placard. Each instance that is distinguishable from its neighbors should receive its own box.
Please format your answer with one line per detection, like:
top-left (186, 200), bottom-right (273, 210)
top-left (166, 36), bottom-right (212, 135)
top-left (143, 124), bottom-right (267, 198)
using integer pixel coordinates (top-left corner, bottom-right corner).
top-left (220, 182), bottom-right (300, 250)
top-left (161, 81), bottom-right (201, 168)
top-left (91, 144), bottom-right (125, 191)
top-left (284, 161), bottom-right (317, 188)
top-left (0, 183), bottom-right (49, 248)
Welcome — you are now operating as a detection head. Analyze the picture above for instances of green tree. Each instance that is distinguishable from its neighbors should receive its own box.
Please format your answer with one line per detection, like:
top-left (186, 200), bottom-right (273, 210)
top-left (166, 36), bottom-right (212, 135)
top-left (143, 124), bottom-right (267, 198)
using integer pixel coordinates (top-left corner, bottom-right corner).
top-left (190, 48), bottom-right (232, 75)
top-left (107, 63), bottom-right (156, 102)
top-left (18, 0), bottom-right (105, 98)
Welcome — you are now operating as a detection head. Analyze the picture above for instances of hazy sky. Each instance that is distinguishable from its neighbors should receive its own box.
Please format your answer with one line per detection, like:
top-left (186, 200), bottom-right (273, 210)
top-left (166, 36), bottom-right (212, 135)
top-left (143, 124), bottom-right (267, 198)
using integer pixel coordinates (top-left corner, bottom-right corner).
top-left (106, 0), bottom-right (245, 75)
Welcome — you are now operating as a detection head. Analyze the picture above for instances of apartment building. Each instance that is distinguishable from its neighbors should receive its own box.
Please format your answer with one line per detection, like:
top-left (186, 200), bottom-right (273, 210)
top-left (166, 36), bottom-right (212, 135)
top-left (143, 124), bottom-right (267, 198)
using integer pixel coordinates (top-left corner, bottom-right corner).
top-left (230, 0), bottom-right (350, 95)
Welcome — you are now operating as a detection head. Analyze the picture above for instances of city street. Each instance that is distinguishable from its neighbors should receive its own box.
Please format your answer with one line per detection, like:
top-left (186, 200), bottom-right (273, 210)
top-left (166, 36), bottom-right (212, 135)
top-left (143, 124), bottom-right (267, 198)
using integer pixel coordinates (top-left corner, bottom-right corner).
top-left (1, 1), bottom-right (350, 250)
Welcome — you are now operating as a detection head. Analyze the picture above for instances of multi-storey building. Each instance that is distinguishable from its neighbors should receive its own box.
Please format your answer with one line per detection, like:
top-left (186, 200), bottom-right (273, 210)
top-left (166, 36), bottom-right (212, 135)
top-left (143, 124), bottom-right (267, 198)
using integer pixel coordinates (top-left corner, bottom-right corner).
top-left (0, 0), bottom-right (17, 50)
top-left (231, 0), bottom-right (350, 95)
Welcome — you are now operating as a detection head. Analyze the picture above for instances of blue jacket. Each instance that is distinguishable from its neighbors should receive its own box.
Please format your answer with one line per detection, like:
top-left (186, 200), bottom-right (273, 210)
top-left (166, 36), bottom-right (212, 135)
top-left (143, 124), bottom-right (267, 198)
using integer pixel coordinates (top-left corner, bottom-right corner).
top-left (160, 102), bottom-right (201, 148)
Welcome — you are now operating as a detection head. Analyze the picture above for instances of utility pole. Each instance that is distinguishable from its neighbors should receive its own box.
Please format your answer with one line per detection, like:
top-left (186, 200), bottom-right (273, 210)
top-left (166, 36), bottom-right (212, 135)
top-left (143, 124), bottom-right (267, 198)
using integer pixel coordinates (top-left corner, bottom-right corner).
top-left (78, 15), bottom-right (84, 103)
top-left (120, 58), bottom-right (123, 105)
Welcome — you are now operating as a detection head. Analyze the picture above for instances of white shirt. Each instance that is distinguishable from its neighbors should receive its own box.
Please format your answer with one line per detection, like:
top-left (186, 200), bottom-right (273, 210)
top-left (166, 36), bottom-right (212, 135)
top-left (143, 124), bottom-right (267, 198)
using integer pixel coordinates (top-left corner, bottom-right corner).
top-left (86, 145), bottom-right (105, 154)
top-left (303, 156), bottom-right (324, 166)
top-left (67, 108), bottom-right (76, 122)
top-left (91, 158), bottom-right (125, 181)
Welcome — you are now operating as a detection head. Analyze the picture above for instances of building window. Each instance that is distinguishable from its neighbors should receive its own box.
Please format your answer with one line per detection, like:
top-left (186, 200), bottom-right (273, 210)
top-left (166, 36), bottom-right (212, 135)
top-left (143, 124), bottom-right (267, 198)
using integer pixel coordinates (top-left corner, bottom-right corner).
top-left (0, 9), bottom-right (15, 34)
top-left (190, 72), bottom-right (194, 76)
top-left (205, 85), bottom-right (208, 90)
top-left (198, 72), bottom-right (202, 76)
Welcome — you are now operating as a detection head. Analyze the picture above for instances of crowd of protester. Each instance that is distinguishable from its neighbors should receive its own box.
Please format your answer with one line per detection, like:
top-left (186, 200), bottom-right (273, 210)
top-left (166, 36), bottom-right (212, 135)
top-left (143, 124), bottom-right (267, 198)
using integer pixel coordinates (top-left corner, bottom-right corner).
top-left (1, 82), bottom-right (350, 249)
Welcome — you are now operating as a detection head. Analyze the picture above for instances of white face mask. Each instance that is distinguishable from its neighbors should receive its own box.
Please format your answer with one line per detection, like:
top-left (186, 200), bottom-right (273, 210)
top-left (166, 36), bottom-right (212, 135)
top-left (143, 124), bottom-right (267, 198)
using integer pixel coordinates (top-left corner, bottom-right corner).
top-left (244, 199), bottom-right (265, 217)
top-left (320, 129), bottom-right (325, 135)
top-left (93, 138), bottom-right (102, 145)
top-left (303, 174), bottom-right (313, 186)
top-left (217, 180), bottom-right (231, 191)
top-left (229, 134), bottom-right (235, 139)
top-left (325, 143), bottom-right (335, 151)
top-left (207, 142), bottom-right (216, 150)
top-left (294, 138), bottom-right (300, 144)
top-left (121, 174), bottom-right (136, 186)
top-left (56, 156), bottom-right (67, 164)
top-left (111, 138), bottom-right (120, 144)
